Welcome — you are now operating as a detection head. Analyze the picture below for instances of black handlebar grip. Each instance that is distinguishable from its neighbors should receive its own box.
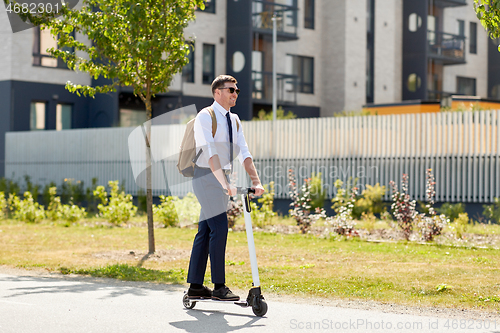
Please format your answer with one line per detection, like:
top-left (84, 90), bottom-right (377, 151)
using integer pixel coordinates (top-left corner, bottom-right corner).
top-left (236, 187), bottom-right (255, 195)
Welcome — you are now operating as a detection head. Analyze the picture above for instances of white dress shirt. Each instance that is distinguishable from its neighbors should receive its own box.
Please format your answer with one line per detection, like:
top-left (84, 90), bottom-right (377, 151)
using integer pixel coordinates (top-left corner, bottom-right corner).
top-left (193, 101), bottom-right (253, 170)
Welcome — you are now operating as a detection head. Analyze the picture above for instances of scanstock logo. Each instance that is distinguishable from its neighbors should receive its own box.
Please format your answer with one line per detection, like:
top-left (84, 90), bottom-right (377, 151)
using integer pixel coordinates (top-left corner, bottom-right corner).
top-left (3, 0), bottom-right (79, 33)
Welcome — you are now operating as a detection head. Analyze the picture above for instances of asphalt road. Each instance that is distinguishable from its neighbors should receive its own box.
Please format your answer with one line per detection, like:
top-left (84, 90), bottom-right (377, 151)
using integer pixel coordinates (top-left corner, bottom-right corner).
top-left (0, 273), bottom-right (499, 333)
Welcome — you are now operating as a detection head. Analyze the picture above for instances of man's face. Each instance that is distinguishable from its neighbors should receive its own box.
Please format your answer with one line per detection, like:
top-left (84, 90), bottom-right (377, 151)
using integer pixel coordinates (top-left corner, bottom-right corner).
top-left (215, 82), bottom-right (239, 110)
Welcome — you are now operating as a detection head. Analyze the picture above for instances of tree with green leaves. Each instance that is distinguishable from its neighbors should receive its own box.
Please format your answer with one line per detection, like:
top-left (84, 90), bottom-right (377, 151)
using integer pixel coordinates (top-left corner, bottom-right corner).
top-left (4, 0), bottom-right (204, 253)
top-left (474, 0), bottom-right (500, 52)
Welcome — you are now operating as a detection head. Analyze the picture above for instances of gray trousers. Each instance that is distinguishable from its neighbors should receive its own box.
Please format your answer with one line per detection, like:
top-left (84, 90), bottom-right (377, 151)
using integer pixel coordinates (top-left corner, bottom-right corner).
top-left (187, 167), bottom-right (229, 284)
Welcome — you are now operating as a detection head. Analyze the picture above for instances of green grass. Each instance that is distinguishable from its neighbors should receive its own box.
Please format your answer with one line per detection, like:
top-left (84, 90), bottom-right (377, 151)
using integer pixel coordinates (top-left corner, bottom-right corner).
top-left (1, 219), bottom-right (499, 313)
top-left (466, 222), bottom-right (500, 235)
top-left (62, 264), bottom-right (186, 284)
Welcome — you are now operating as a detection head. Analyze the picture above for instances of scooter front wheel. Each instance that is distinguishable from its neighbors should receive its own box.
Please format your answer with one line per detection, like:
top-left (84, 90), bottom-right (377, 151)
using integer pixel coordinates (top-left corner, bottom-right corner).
top-left (183, 293), bottom-right (196, 309)
top-left (252, 299), bottom-right (267, 317)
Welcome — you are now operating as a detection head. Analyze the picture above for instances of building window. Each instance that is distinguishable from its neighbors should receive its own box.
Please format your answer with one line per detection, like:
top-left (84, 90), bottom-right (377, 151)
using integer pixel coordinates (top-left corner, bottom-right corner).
top-left (56, 104), bottom-right (72, 130)
top-left (30, 102), bottom-right (46, 131)
top-left (197, 0), bottom-right (215, 13)
top-left (457, 77), bottom-right (476, 96)
top-left (182, 43), bottom-right (195, 83)
top-left (202, 44), bottom-right (215, 85)
top-left (33, 27), bottom-right (74, 68)
top-left (120, 109), bottom-right (147, 127)
top-left (304, 0), bottom-right (314, 29)
top-left (290, 55), bottom-right (314, 94)
top-left (491, 85), bottom-right (500, 100)
top-left (469, 22), bottom-right (477, 54)
top-left (458, 20), bottom-right (465, 37)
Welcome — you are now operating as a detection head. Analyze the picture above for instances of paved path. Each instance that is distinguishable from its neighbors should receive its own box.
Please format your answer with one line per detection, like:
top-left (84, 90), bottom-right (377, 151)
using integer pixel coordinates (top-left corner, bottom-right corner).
top-left (0, 273), bottom-right (498, 333)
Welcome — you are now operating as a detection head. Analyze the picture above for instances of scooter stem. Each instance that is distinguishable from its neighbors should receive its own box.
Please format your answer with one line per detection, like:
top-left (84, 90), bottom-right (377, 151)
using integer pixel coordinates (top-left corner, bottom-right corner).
top-left (241, 192), bottom-right (260, 287)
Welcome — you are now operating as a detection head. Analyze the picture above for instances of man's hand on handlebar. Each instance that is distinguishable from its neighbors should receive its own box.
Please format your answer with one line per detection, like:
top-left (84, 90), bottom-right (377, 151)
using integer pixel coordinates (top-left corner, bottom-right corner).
top-left (251, 183), bottom-right (265, 197)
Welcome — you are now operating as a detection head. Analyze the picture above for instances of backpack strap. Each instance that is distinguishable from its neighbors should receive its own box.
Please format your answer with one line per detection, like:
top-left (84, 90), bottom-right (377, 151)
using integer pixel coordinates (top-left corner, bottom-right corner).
top-left (206, 107), bottom-right (217, 137)
top-left (205, 106), bottom-right (240, 136)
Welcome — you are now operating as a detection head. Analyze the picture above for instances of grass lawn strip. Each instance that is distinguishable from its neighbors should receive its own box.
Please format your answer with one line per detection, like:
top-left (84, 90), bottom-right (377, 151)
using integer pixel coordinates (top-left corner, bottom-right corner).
top-left (1, 220), bottom-right (499, 313)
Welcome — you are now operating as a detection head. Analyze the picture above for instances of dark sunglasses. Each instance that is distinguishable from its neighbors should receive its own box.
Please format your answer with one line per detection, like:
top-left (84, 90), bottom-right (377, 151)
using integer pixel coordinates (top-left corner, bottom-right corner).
top-left (218, 87), bottom-right (241, 95)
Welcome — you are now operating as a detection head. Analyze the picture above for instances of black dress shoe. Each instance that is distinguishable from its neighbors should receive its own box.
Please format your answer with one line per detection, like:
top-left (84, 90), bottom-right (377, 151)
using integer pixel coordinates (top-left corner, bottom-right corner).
top-left (187, 285), bottom-right (212, 299)
top-left (212, 286), bottom-right (240, 301)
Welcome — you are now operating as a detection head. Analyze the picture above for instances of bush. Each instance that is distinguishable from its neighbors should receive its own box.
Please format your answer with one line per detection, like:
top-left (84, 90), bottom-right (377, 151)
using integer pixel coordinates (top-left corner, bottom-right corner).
top-left (94, 180), bottom-right (137, 225)
top-left (436, 202), bottom-right (465, 221)
top-left (137, 189), bottom-right (147, 213)
top-left (390, 174), bottom-right (417, 240)
top-left (0, 192), bottom-right (6, 220)
top-left (331, 178), bottom-right (358, 214)
top-left (310, 173), bottom-right (326, 210)
top-left (46, 187), bottom-right (63, 221)
top-left (0, 177), bottom-right (20, 196)
top-left (289, 169), bottom-right (327, 233)
top-left (415, 169), bottom-right (449, 242)
top-left (326, 186), bottom-right (357, 236)
top-left (174, 192), bottom-right (201, 226)
top-left (153, 195), bottom-right (179, 227)
top-left (61, 178), bottom-right (85, 205)
top-left (361, 212), bottom-right (376, 232)
top-left (227, 198), bottom-right (243, 229)
top-left (85, 178), bottom-right (99, 214)
top-left (24, 176), bottom-right (40, 203)
top-left (46, 187), bottom-right (86, 222)
top-left (483, 198), bottom-right (500, 224)
top-left (355, 183), bottom-right (387, 217)
top-left (42, 182), bottom-right (58, 207)
top-left (8, 191), bottom-right (46, 223)
top-left (252, 107), bottom-right (297, 121)
top-left (60, 203), bottom-right (86, 223)
top-left (251, 182), bottom-right (276, 228)
top-left (417, 214), bottom-right (449, 242)
top-left (452, 213), bottom-right (470, 239)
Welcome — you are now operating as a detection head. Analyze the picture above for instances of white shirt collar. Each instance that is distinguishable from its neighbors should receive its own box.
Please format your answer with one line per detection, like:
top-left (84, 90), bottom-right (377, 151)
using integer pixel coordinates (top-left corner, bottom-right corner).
top-left (212, 101), bottom-right (230, 116)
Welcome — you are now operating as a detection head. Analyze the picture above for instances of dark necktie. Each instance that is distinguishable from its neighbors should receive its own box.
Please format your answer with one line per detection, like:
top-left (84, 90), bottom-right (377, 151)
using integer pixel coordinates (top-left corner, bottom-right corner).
top-left (226, 112), bottom-right (233, 173)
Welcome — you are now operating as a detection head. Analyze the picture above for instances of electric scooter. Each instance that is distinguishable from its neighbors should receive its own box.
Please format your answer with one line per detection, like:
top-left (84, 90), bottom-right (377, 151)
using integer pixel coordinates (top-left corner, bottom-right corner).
top-left (182, 187), bottom-right (268, 317)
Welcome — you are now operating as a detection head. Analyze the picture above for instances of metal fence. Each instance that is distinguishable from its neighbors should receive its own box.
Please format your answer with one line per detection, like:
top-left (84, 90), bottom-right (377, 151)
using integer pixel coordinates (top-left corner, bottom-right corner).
top-left (5, 110), bottom-right (500, 203)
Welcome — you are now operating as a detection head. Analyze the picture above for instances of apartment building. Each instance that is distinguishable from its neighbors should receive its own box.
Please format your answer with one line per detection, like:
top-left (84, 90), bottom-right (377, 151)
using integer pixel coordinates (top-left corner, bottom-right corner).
top-left (1, 0), bottom-right (500, 177)
top-left (402, 0), bottom-right (500, 103)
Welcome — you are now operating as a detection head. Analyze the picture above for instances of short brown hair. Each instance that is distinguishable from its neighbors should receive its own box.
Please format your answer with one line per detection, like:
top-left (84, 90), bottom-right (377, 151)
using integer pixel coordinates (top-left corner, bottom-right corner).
top-left (211, 75), bottom-right (237, 95)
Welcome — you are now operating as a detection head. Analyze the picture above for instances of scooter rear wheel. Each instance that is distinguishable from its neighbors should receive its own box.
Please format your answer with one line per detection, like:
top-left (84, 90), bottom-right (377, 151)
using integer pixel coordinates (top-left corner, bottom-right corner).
top-left (252, 299), bottom-right (267, 317)
top-left (183, 294), bottom-right (196, 309)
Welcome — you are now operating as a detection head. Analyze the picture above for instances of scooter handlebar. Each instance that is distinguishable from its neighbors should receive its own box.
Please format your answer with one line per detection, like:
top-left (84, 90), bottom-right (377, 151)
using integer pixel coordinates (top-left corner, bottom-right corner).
top-left (236, 187), bottom-right (256, 195)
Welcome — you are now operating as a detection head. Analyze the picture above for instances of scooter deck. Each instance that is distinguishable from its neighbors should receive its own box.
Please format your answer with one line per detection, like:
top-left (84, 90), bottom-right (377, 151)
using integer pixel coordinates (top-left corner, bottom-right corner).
top-left (187, 296), bottom-right (249, 307)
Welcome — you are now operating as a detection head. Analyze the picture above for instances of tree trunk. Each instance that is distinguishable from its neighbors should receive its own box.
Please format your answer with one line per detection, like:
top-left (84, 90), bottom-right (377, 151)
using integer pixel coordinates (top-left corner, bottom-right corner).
top-left (145, 98), bottom-right (155, 254)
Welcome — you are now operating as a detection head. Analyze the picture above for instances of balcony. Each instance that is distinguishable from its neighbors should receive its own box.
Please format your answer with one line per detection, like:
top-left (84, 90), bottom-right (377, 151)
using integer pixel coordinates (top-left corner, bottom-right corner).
top-left (427, 31), bottom-right (466, 65)
top-left (433, 0), bottom-right (467, 8)
top-left (427, 90), bottom-right (454, 101)
top-left (252, 71), bottom-right (298, 104)
top-left (252, 0), bottom-right (298, 41)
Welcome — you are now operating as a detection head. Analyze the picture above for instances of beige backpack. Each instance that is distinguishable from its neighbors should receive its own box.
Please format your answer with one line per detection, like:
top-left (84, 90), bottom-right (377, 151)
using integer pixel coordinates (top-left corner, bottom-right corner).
top-left (177, 107), bottom-right (239, 177)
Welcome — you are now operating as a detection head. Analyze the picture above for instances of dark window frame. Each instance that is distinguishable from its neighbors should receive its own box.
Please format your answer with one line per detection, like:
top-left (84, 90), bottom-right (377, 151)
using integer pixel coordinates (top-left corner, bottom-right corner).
top-left (291, 54), bottom-right (314, 94)
top-left (202, 43), bottom-right (215, 85)
top-left (182, 42), bottom-right (195, 83)
top-left (457, 76), bottom-right (477, 96)
top-left (366, 0), bottom-right (375, 104)
top-left (458, 19), bottom-right (465, 36)
top-left (33, 27), bottom-right (75, 69)
top-left (469, 22), bottom-right (477, 54)
top-left (304, 0), bottom-right (314, 29)
top-left (197, 0), bottom-right (215, 14)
